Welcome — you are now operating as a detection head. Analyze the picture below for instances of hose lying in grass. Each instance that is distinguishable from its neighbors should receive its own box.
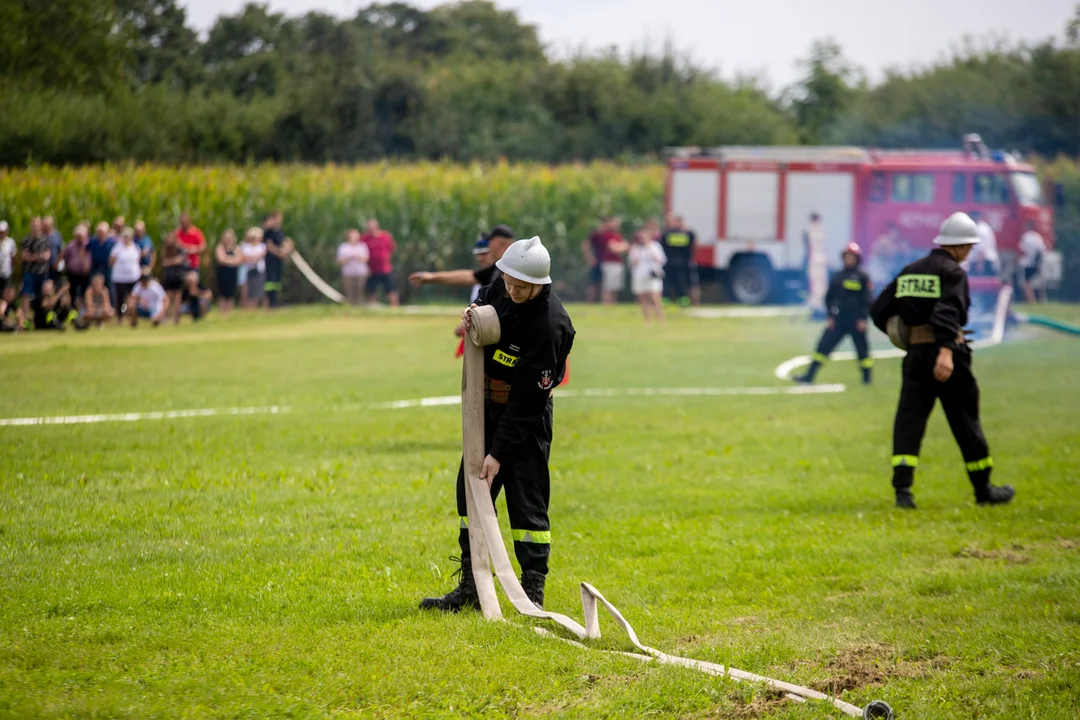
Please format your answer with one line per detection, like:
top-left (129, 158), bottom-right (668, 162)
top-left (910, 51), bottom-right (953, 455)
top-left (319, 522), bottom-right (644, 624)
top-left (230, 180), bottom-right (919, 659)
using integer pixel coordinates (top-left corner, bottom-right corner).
top-left (462, 304), bottom-right (891, 720)
top-left (1021, 313), bottom-right (1080, 336)
top-left (290, 250), bottom-right (345, 304)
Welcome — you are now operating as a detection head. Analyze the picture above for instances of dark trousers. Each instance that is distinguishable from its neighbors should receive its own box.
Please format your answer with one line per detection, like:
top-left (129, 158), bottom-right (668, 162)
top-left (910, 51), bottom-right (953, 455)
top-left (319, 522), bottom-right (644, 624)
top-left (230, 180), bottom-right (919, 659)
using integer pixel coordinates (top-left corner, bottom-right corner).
top-left (456, 400), bottom-right (553, 576)
top-left (664, 264), bottom-right (697, 301)
top-left (265, 267), bottom-right (282, 308)
top-left (804, 318), bottom-right (872, 380)
top-left (892, 346), bottom-right (993, 492)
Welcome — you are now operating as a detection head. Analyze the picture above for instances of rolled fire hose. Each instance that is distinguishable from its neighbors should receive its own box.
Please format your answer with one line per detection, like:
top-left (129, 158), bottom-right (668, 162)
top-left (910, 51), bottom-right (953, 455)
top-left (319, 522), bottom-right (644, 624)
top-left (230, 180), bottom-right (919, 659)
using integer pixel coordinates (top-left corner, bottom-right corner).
top-left (462, 305), bottom-right (890, 720)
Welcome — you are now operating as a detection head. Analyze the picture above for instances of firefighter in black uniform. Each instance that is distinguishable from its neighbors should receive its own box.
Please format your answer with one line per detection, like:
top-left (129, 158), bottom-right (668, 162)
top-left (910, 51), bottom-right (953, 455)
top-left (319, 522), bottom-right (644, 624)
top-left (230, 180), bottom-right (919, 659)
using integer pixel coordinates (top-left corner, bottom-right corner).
top-left (870, 212), bottom-right (1014, 509)
top-left (795, 242), bottom-right (873, 385)
top-left (421, 236), bottom-right (575, 611)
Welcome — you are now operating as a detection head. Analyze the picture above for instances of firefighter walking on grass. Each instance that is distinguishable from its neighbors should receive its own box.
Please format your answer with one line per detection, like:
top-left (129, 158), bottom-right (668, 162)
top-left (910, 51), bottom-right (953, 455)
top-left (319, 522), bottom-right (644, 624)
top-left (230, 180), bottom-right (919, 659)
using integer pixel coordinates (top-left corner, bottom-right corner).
top-left (420, 237), bottom-right (575, 612)
top-left (795, 243), bottom-right (873, 385)
top-left (870, 212), bottom-right (1014, 510)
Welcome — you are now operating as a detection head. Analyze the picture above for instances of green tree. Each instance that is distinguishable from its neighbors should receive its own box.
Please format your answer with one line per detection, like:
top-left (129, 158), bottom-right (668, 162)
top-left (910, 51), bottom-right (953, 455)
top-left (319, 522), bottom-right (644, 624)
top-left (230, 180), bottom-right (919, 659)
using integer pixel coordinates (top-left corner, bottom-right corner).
top-left (202, 2), bottom-right (293, 97)
top-left (0, 0), bottom-right (126, 92)
top-left (116, 0), bottom-right (201, 88)
top-left (787, 39), bottom-right (860, 144)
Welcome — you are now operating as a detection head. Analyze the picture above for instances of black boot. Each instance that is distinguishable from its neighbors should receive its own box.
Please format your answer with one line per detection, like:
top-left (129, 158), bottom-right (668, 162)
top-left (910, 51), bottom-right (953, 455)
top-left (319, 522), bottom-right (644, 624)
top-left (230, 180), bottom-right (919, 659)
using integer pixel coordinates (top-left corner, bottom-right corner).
top-left (895, 489), bottom-right (917, 509)
top-left (419, 556), bottom-right (479, 612)
top-left (861, 367), bottom-right (872, 385)
top-left (794, 361), bottom-right (821, 384)
top-left (892, 465), bottom-right (916, 509)
top-left (976, 484), bottom-right (1015, 506)
top-left (520, 570), bottom-right (546, 609)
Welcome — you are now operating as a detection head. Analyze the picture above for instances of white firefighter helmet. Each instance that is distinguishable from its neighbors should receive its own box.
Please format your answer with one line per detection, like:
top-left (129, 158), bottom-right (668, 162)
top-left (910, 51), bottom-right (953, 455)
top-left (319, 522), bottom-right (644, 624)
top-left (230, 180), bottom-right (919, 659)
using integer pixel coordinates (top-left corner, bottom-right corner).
top-left (886, 315), bottom-right (910, 351)
top-left (932, 212), bottom-right (981, 246)
top-left (496, 236), bottom-right (552, 285)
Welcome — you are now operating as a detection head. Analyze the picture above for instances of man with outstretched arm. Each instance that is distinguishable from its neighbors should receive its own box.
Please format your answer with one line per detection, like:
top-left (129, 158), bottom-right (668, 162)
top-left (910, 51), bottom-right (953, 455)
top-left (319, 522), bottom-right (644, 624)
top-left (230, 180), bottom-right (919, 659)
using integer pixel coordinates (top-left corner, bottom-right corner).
top-left (420, 236), bottom-right (575, 612)
top-left (870, 212), bottom-right (1014, 510)
top-left (409, 224), bottom-right (515, 295)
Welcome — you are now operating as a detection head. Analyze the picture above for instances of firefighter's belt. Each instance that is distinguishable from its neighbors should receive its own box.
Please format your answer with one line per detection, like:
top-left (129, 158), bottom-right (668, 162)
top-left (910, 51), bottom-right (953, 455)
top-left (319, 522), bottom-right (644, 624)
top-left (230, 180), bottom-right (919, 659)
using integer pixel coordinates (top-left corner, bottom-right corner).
top-left (459, 304), bottom-right (867, 718)
top-left (909, 324), bottom-right (965, 346)
top-left (484, 376), bottom-right (510, 404)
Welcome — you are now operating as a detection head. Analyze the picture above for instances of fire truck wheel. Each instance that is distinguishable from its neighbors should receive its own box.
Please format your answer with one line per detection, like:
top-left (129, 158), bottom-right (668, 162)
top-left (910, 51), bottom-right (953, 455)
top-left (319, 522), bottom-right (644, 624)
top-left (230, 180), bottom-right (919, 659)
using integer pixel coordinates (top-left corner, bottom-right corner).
top-left (728, 256), bottom-right (773, 305)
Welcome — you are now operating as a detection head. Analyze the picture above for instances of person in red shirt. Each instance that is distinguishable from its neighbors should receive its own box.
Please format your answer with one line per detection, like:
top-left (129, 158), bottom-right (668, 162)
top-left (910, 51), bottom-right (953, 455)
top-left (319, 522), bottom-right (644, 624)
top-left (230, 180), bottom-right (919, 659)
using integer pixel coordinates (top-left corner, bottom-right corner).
top-left (362, 218), bottom-right (399, 307)
top-left (176, 212), bottom-right (207, 272)
top-left (587, 216), bottom-right (628, 305)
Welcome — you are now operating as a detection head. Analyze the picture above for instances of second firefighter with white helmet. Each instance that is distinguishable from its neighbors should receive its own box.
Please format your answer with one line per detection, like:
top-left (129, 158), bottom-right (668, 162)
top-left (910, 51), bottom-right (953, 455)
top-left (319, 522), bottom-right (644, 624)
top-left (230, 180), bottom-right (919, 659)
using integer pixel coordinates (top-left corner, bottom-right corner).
top-left (421, 236), bottom-right (576, 612)
top-left (870, 212), bottom-right (1014, 509)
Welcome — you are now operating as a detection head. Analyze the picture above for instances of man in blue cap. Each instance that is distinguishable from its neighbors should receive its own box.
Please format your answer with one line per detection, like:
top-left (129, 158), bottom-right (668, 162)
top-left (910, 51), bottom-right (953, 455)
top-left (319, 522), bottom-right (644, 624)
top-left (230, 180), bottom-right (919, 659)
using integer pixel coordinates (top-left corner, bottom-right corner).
top-left (409, 225), bottom-right (511, 294)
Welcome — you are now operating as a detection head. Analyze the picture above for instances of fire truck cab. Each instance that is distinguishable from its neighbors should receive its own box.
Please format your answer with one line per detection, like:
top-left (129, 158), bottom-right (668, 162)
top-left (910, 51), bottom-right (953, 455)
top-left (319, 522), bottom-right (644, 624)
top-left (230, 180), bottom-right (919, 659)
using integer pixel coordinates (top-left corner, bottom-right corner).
top-left (665, 134), bottom-right (1056, 304)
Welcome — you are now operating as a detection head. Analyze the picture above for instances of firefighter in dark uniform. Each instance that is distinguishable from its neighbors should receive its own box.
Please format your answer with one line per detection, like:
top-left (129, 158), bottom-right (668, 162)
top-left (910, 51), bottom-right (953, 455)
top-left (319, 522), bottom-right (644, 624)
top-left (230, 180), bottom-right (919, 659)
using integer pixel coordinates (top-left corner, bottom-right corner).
top-left (421, 236), bottom-right (575, 611)
top-left (795, 242), bottom-right (873, 385)
top-left (870, 212), bottom-right (1014, 509)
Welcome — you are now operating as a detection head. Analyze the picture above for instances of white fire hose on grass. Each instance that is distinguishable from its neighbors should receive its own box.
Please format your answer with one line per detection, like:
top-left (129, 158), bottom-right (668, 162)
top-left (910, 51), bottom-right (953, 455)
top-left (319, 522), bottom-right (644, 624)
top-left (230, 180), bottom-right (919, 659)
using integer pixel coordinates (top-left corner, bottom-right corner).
top-left (461, 305), bottom-right (893, 720)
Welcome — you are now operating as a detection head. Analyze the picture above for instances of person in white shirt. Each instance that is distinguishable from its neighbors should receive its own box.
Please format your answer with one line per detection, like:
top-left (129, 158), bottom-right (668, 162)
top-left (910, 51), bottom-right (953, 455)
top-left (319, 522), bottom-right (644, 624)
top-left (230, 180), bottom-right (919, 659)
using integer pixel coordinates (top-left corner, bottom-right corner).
top-left (1018, 219), bottom-right (1047, 304)
top-left (0, 221), bottom-right (15, 297)
top-left (804, 212), bottom-right (828, 318)
top-left (239, 227), bottom-right (267, 309)
top-left (965, 210), bottom-right (1000, 276)
top-left (127, 269), bottom-right (169, 326)
top-left (336, 228), bottom-right (370, 306)
top-left (109, 228), bottom-right (144, 322)
top-left (628, 228), bottom-right (667, 324)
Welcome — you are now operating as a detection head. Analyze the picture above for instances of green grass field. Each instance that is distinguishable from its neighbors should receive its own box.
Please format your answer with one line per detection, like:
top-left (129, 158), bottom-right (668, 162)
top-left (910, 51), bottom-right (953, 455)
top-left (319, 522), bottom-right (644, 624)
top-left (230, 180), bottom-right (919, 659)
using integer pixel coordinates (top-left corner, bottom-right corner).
top-left (1, 303), bottom-right (1078, 719)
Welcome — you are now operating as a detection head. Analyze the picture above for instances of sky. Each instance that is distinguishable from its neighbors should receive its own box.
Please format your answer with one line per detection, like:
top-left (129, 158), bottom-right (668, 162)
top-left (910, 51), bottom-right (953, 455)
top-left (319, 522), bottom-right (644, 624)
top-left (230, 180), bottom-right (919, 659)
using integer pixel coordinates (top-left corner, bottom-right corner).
top-left (182, 0), bottom-right (1075, 89)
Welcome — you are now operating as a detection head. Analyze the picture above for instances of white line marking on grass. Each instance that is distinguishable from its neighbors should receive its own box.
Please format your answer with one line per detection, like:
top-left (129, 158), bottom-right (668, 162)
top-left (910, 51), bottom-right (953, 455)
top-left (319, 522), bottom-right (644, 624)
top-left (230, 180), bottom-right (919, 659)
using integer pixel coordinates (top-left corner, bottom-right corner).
top-left (369, 396), bottom-right (462, 410)
top-left (0, 386), bottom-right (846, 427)
top-left (0, 405), bottom-right (289, 427)
top-left (685, 306), bottom-right (805, 319)
top-left (557, 385), bottom-right (846, 398)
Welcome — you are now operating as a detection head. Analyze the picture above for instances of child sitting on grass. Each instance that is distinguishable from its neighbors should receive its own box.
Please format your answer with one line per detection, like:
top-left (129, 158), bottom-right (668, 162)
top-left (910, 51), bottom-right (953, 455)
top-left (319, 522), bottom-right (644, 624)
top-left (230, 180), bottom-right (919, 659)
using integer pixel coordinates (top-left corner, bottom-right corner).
top-left (0, 285), bottom-right (23, 332)
top-left (83, 273), bottom-right (115, 327)
top-left (36, 279), bottom-right (79, 330)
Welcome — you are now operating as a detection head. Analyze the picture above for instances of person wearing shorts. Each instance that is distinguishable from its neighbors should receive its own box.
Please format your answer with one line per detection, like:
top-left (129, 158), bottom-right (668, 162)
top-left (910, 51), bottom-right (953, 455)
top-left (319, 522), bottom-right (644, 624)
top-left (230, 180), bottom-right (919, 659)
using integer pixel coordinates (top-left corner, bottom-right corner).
top-left (160, 232), bottom-right (190, 324)
top-left (337, 228), bottom-right (370, 305)
top-left (362, 218), bottom-right (398, 306)
top-left (588, 216), bottom-right (628, 304)
top-left (128, 269), bottom-right (168, 327)
top-left (240, 227), bottom-right (267, 309)
top-left (1017, 220), bottom-right (1047, 304)
top-left (628, 228), bottom-right (667, 324)
top-left (62, 225), bottom-right (92, 311)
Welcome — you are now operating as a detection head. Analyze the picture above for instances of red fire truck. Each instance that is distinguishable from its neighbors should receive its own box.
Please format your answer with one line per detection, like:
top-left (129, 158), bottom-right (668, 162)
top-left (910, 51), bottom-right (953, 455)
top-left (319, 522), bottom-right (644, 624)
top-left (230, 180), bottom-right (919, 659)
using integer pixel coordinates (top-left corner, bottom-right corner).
top-left (665, 135), bottom-right (1056, 304)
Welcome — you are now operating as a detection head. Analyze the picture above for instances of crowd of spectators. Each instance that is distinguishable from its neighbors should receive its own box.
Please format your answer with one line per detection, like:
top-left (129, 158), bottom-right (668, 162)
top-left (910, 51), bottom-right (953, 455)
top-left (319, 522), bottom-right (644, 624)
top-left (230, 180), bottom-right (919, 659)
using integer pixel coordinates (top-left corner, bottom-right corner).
top-left (581, 213), bottom-right (700, 323)
top-left (1, 211), bottom-right (282, 332)
top-left (0, 211), bottom-right (406, 333)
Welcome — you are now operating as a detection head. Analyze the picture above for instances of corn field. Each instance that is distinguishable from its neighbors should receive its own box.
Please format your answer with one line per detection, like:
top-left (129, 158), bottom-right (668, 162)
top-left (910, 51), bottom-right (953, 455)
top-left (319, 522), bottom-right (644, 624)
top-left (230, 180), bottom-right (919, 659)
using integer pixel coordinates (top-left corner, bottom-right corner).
top-left (0, 163), bottom-right (665, 303)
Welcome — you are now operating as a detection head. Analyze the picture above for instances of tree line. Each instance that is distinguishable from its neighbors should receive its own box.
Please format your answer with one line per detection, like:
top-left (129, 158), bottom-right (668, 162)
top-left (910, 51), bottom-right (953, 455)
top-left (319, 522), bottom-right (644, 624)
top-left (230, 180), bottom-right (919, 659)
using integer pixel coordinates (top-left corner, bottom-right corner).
top-left (1, 0), bottom-right (1078, 166)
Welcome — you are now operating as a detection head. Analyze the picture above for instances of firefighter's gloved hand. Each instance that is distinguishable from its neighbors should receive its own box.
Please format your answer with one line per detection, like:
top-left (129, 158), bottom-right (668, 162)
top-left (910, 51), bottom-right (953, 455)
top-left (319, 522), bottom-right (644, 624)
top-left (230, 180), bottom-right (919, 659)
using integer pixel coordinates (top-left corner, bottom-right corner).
top-left (856, 320), bottom-right (866, 333)
top-left (934, 346), bottom-right (954, 383)
top-left (480, 454), bottom-right (501, 487)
